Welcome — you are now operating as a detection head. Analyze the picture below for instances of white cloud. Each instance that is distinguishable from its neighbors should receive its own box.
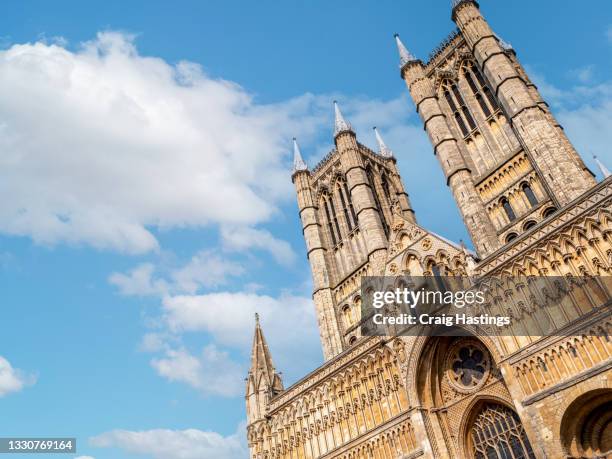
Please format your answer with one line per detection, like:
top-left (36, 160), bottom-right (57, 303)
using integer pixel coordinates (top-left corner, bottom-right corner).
top-left (0, 356), bottom-right (35, 397)
top-left (109, 263), bottom-right (168, 296)
top-left (171, 250), bottom-right (244, 293)
top-left (221, 226), bottom-right (296, 266)
top-left (90, 423), bottom-right (247, 459)
top-left (109, 251), bottom-right (244, 296)
top-left (162, 292), bottom-right (314, 349)
top-left (0, 32), bottom-right (330, 253)
top-left (569, 65), bottom-right (594, 84)
top-left (160, 291), bottom-right (322, 383)
top-left (151, 344), bottom-right (244, 397)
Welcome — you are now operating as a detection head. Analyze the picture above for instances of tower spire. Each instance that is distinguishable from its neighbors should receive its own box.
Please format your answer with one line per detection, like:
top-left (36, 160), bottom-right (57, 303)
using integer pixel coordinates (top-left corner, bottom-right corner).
top-left (249, 313), bottom-right (278, 385)
top-left (593, 154), bottom-right (611, 179)
top-left (292, 138), bottom-right (308, 174)
top-left (246, 313), bottom-right (283, 426)
top-left (394, 34), bottom-right (418, 68)
top-left (373, 127), bottom-right (394, 158)
top-left (333, 100), bottom-right (353, 137)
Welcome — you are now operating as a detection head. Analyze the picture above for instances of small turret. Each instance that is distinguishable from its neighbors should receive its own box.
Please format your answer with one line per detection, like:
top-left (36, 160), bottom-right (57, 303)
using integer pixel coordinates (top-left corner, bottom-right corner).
top-left (394, 34), bottom-right (418, 69)
top-left (333, 100), bottom-right (353, 138)
top-left (373, 126), bottom-right (394, 158)
top-left (292, 137), bottom-right (308, 176)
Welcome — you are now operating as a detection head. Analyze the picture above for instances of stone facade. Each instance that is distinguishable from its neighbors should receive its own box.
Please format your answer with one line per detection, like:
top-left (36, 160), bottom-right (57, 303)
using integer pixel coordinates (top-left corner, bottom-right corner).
top-left (245, 2), bottom-right (612, 458)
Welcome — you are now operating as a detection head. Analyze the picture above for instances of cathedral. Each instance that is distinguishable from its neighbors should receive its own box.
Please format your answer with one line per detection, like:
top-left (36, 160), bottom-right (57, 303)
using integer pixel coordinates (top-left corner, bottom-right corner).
top-left (245, 1), bottom-right (612, 458)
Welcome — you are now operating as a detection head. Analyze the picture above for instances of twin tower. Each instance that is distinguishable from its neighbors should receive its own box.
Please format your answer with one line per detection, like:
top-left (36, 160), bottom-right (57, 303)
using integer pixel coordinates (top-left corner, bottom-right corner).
top-left (290, 0), bottom-right (598, 361)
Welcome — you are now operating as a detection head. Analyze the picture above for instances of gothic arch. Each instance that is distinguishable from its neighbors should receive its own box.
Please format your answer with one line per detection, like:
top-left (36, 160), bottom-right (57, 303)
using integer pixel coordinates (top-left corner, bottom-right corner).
top-left (458, 395), bottom-right (524, 458)
top-left (404, 334), bottom-right (504, 408)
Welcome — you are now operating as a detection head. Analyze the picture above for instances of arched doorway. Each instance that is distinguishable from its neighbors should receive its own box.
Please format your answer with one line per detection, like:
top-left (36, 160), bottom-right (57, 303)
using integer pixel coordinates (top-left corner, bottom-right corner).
top-left (467, 402), bottom-right (535, 459)
top-left (413, 335), bottom-right (537, 458)
top-left (560, 389), bottom-right (612, 458)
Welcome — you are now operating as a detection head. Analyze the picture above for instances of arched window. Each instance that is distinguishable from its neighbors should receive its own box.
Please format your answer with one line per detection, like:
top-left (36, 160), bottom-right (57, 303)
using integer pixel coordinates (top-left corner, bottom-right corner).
top-left (521, 183), bottom-right (538, 207)
top-left (381, 173), bottom-right (392, 204)
top-left (505, 232), bottom-right (518, 243)
top-left (342, 304), bottom-right (353, 328)
top-left (463, 65), bottom-right (491, 118)
top-left (500, 197), bottom-right (516, 222)
top-left (522, 220), bottom-right (536, 231)
top-left (343, 182), bottom-right (358, 228)
top-left (542, 206), bottom-right (557, 218)
top-left (469, 61), bottom-right (499, 112)
top-left (322, 194), bottom-right (340, 246)
top-left (336, 180), bottom-right (354, 232)
top-left (366, 166), bottom-right (390, 237)
top-left (442, 80), bottom-right (476, 137)
top-left (470, 403), bottom-right (535, 459)
top-left (431, 263), bottom-right (447, 292)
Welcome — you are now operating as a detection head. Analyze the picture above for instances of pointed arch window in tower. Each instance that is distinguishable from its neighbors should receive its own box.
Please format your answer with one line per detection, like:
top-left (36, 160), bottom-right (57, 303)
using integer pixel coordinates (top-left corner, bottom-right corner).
top-left (323, 195), bottom-right (338, 246)
top-left (471, 62), bottom-right (499, 112)
top-left (452, 84), bottom-right (477, 131)
top-left (521, 183), bottom-right (538, 207)
top-left (365, 166), bottom-right (390, 237)
top-left (463, 64), bottom-right (491, 118)
top-left (501, 197), bottom-right (516, 222)
top-left (381, 173), bottom-right (392, 204)
top-left (342, 182), bottom-right (358, 229)
top-left (328, 195), bottom-right (342, 241)
top-left (443, 80), bottom-right (476, 137)
top-left (337, 181), bottom-right (354, 232)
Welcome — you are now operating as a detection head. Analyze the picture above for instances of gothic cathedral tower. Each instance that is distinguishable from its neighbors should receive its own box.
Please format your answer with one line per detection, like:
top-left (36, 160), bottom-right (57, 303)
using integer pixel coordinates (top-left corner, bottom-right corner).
top-left (397, 0), bottom-right (596, 257)
top-left (292, 102), bottom-right (416, 360)
top-left (245, 3), bottom-right (611, 458)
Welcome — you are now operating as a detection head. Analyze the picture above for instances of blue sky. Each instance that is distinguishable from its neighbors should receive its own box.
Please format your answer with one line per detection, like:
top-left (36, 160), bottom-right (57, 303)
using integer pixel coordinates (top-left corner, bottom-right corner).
top-left (0, 1), bottom-right (610, 458)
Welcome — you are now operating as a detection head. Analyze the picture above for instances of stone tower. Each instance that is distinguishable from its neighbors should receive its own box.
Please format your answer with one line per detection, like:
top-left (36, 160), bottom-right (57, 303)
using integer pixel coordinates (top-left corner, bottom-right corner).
top-left (244, 3), bottom-right (612, 458)
top-left (397, 0), bottom-right (596, 257)
top-left (292, 103), bottom-right (416, 360)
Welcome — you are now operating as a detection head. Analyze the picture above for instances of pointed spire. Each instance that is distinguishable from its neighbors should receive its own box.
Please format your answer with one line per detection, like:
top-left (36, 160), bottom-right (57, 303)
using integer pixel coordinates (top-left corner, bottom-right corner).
top-left (292, 138), bottom-right (308, 174)
top-left (373, 127), bottom-right (394, 158)
top-left (394, 34), bottom-right (417, 68)
top-left (593, 154), bottom-right (611, 179)
top-left (248, 313), bottom-right (281, 391)
top-left (333, 100), bottom-right (353, 137)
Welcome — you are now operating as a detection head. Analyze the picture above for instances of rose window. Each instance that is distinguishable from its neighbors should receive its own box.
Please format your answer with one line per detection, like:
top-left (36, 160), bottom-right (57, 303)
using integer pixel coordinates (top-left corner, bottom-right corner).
top-left (446, 340), bottom-right (490, 393)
